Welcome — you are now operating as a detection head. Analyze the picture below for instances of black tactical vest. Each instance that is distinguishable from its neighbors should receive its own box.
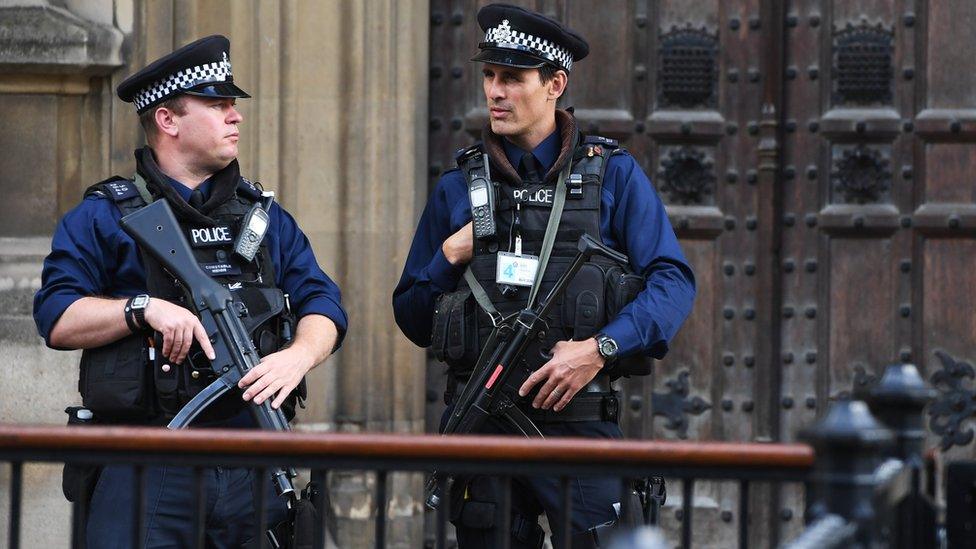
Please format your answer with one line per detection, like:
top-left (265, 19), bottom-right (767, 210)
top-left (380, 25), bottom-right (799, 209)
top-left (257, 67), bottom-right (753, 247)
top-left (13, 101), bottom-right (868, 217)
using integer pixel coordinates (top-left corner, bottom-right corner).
top-left (431, 135), bottom-right (650, 380)
top-left (78, 176), bottom-right (299, 423)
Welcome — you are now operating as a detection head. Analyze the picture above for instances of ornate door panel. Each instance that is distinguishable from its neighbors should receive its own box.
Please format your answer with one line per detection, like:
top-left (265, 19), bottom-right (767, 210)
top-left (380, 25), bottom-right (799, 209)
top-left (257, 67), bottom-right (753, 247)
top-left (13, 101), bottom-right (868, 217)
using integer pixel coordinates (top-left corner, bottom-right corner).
top-left (776, 0), bottom-right (976, 538)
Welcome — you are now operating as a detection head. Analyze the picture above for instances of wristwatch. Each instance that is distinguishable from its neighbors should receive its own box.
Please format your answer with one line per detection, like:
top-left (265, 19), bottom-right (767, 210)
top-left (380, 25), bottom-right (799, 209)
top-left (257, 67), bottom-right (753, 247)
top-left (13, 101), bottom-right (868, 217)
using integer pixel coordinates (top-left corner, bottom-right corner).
top-left (124, 294), bottom-right (150, 332)
top-left (594, 333), bottom-right (619, 363)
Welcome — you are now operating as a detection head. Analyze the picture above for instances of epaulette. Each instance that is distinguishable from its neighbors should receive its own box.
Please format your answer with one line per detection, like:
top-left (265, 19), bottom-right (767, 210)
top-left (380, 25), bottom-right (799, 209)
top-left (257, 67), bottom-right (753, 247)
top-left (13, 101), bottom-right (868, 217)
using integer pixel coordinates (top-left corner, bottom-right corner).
top-left (583, 135), bottom-right (618, 148)
top-left (237, 177), bottom-right (263, 201)
top-left (83, 176), bottom-right (138, 201)
top-left (575, 134), bottom-right (621, 162)
top-left (454, 143), bottom-right (484, 165)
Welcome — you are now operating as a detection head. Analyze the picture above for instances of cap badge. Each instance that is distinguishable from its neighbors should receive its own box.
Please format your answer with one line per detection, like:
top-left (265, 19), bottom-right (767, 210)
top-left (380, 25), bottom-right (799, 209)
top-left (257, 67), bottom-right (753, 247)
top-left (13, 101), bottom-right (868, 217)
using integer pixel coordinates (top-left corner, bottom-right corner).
top-left (222, 51), bottom-right (233, 76)
top-left (495, 19), bottom-right (513, 42)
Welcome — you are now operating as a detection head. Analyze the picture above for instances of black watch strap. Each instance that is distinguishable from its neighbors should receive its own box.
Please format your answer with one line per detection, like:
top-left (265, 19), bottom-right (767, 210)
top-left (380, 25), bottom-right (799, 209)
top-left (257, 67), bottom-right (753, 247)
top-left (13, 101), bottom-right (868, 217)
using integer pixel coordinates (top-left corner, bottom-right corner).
top-left (123, 297), bottom-right (140, 333)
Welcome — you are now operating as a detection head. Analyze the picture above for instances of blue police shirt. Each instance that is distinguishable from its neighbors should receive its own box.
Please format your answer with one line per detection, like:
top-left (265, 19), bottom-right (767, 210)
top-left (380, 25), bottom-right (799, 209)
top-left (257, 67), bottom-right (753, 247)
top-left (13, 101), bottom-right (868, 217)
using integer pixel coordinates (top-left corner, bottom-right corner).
top-left (392, 130), bottom-right (696, 358)
top-left (34, 175), bottom-right (347, 348)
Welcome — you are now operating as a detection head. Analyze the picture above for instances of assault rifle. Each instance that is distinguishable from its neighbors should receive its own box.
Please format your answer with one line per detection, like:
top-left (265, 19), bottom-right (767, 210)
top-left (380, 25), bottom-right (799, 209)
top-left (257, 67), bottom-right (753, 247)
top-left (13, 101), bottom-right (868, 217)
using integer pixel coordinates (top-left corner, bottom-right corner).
top-left (120, 199), bottom-right (297, 503)
top-left (425, 234), bottom-right (629, 509)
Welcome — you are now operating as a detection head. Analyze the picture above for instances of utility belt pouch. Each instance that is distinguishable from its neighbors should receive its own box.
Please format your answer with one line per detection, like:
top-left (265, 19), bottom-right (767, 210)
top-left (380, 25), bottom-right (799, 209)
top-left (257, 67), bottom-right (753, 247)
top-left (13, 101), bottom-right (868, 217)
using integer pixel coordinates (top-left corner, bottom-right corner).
top-left (153, 332), bottom-right (183, 416)
top-left (61, 406), bottom-right (101, 504)
top-left (431, 288), bottom-right (480, 372)
top-left (79, 333), bottom-right (154, 421)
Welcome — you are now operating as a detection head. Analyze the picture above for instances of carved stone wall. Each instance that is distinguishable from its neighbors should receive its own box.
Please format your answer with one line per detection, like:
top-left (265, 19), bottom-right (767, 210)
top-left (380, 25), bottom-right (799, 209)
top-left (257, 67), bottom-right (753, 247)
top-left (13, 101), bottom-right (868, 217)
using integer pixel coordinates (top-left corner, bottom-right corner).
top-left (0, 1), bottom-right (429, 547)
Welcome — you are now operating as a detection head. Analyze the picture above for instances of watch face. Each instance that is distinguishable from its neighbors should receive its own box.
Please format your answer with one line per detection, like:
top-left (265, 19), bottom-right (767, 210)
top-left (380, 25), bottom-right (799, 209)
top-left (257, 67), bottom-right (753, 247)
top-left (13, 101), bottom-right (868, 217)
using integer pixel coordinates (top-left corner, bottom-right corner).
top-left (131, 295), bottom-right (150, 309)
top-left (599, 338), bottom-right (618, 357)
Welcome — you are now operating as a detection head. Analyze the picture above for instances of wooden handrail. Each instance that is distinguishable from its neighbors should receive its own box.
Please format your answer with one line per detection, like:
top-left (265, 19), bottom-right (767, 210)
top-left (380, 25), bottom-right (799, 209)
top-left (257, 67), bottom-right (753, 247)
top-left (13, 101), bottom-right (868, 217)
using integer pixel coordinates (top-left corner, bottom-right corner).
top-left (0, 424), bottom-right (814, 469)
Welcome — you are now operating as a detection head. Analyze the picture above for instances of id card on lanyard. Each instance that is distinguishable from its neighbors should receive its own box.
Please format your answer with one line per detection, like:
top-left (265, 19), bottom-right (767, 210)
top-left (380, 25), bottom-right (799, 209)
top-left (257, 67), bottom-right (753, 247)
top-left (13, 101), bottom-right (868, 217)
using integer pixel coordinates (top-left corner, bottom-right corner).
top-left (495, 202), bottom-right (539, 287)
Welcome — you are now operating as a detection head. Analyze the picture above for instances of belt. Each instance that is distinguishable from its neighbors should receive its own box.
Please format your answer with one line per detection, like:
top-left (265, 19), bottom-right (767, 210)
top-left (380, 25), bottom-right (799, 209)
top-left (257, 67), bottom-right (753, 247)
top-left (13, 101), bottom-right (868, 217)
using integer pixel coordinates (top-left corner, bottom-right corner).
top-left (520, 390), bottom-right (619, 424)
top-left (520, 376), bottom-right (618, 424)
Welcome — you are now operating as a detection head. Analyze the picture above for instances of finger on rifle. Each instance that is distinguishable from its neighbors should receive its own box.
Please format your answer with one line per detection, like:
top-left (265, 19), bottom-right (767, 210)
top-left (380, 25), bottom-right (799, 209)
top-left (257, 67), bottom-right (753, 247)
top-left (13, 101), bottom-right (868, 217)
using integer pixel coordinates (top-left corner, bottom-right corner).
top-left (167, 327), bottom-right (184, 363)
top-left (242, 369), bottom-right (272, 400)
top-left (176, 325), bottom-right (193, 364)
top-left (193, 321), bottom-right (216, 360)
top-left (161, 328), bottom-right (174, 362)
top-left (519, 366), bottom-right (549, 397)
top-left (253, 378), bottom-right (283, 406)
top-left (238, 359), bottom-right (269, 389)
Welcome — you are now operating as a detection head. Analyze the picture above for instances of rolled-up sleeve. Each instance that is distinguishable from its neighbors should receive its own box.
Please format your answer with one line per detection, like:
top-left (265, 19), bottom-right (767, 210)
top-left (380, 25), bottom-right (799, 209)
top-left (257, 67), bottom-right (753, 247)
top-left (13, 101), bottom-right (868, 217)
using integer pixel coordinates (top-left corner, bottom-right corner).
top-left (33, 198), bottom-right (119, 347)
top-left (270, 205), bottom-right (348, 350)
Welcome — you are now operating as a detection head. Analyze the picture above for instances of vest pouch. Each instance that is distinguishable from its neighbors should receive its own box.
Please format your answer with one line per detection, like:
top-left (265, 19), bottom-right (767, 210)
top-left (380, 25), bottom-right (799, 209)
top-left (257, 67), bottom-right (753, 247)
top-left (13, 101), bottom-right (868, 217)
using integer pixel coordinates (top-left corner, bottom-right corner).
top-left (79, 333), bottom-right (154, 421)
top-left (605, 267), bottom-right (653, 378)
top-left (560, 261), bottom-right (609, 341)
top-left (431, 287), bottom-right (480, 372)
top-left (606, 266), bottom-right (645, 317)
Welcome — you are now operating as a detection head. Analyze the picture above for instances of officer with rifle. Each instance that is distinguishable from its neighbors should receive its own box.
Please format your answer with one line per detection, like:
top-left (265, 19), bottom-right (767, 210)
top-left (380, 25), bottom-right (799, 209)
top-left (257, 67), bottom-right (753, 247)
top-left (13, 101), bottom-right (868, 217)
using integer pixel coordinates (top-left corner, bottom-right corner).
top-left (33, 35), bottom-right (346, 547)
top-left (393, 4), bottom-right (696, 548)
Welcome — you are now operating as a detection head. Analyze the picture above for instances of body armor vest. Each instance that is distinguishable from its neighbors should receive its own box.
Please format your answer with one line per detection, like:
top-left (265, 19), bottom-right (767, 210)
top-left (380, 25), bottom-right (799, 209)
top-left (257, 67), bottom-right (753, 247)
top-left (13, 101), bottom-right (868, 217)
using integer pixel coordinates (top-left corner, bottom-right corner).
top-left (78, 176), bottom-right (300, 423)
top-left (431, 135), bottom-right (649, 380)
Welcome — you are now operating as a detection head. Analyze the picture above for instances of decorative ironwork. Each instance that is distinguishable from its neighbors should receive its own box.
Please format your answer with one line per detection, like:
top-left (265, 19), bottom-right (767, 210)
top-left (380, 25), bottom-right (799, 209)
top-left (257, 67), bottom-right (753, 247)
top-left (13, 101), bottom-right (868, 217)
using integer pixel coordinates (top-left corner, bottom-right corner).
top-left (659, 147), bottom-right (715, 205)
top-left (652, 371), bottom-right (711, 439)
top-left (831, 145), bottom-right (891, 204)
top-left (928, 350), bottom-right (976, 450)
top-left (833, 20), bottom-right (894, 105)
top-left (658, 25), bottom-right (718, 109)
top-left (832, 363), bottom-right (879, 401)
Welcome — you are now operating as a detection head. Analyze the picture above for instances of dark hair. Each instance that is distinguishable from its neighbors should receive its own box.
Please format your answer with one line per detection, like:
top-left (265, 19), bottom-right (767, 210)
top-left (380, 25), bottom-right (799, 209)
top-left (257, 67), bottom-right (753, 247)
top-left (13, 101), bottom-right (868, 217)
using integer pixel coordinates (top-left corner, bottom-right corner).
top-left (538, 64), bottom-right (568, 102)
top-left (538, 63), bottom-right (560, 85)
top-left (138, 96), bottom-right (188, 142)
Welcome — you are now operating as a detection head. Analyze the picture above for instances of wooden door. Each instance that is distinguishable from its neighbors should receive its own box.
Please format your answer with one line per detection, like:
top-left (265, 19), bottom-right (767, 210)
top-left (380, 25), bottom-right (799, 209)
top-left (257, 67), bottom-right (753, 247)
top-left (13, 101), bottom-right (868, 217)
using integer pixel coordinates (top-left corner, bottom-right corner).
top-left (427, 0), bottom-right (976, 545)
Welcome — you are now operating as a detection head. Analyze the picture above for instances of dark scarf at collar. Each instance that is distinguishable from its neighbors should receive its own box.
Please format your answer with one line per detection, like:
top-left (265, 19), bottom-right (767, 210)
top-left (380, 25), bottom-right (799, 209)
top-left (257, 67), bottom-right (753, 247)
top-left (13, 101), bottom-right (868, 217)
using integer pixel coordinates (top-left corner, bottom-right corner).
top-left (481, 109), bottom-right (579, 186)
top-left (134, 146), bottom-right (241, 226)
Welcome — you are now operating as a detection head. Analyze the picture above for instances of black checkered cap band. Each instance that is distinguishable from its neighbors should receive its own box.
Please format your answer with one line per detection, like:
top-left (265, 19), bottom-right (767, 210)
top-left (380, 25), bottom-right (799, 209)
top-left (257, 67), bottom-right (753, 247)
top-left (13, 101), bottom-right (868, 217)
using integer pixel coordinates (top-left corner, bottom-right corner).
top-left (484, 19), bottom-right (574, 71)
top-left (133, 55), bottom-right (234, 111)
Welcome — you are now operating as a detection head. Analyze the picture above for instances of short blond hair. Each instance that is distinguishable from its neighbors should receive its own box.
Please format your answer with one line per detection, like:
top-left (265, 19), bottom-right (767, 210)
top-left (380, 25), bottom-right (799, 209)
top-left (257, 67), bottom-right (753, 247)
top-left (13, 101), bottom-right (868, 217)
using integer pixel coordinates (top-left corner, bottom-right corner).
top-left (138, 96), bottom-right (188, 142)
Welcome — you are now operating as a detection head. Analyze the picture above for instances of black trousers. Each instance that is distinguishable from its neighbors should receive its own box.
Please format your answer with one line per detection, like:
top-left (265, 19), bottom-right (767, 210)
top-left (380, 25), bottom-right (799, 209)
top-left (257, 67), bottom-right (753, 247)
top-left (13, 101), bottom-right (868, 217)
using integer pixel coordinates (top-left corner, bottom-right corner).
top-left (446, 412), bottom-right (624, 549)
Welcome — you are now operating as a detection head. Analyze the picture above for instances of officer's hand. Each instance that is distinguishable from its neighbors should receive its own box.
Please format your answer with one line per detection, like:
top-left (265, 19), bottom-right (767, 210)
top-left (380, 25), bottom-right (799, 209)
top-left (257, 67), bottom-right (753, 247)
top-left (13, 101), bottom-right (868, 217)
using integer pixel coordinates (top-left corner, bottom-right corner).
top-left (238, 347), bottom-right (315, 409)
top-left (442, 222), bottom-right (474, 266)
top-left (143, 299), bottom-right (216, 365)
top-left (518, 339), bottom-right (605, 412)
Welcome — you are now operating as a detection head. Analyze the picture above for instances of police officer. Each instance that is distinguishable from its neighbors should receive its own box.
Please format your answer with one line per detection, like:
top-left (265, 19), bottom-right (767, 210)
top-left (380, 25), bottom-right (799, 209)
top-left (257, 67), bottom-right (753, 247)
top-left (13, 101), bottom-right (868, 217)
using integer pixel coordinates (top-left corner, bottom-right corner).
top-left (393, 4), bottom-right (696, 548)
top-left (33, 35), bottom-right (347, 547)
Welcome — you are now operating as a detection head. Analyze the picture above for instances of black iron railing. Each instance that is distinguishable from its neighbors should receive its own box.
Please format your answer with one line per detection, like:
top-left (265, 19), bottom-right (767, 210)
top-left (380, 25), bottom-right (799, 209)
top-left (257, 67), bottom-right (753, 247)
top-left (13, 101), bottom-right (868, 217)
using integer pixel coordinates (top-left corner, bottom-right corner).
top-left (0, 425), bottom-right (814, 549)
top-left (2, 362), bottom-right (954, 548)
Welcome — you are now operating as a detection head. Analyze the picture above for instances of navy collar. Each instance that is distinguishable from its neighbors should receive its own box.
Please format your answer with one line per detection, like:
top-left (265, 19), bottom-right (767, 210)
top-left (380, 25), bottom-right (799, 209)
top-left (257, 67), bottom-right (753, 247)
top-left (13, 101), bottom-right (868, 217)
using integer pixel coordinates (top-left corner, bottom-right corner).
top-left (165, 175), bottom-right (213, 202)
top-left (502, 128), bottom-right (561, 175)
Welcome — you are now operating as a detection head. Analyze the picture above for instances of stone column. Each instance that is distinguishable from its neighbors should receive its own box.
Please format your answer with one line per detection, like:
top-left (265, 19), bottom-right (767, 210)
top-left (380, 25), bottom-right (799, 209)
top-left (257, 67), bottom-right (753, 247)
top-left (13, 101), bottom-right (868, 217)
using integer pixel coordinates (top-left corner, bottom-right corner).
top-left (0, 1), bottom-right (123, 546)
top-left (274, 1), bottom-right (430, 547)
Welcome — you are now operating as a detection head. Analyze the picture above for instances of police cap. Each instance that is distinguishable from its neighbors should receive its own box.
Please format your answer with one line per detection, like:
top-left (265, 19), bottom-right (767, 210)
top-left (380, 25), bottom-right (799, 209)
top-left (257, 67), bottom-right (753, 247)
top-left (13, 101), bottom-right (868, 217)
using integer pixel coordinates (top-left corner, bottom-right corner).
top-left (471, 4), bottom-right (589, 72)
top-left (117, 35), bottom-right (250, 114)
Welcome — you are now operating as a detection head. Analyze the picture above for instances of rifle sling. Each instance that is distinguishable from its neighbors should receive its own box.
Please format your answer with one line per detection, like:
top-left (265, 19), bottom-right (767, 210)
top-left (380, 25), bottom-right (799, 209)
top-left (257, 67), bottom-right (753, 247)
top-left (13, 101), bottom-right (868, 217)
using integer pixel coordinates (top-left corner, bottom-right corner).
top-left (131, 172), bottom-right (155, 205)
top-left (527, 162), bottom-right (571, 308)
